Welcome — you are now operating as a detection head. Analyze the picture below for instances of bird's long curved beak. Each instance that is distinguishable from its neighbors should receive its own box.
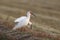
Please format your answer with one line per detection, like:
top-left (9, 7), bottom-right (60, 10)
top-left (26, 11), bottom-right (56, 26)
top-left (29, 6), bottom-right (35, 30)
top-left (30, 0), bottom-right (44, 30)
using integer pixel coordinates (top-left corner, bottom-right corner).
top-left (32, 13), bottom-right (36, 17)
top-left (30, 11), bottom-right (36, 17)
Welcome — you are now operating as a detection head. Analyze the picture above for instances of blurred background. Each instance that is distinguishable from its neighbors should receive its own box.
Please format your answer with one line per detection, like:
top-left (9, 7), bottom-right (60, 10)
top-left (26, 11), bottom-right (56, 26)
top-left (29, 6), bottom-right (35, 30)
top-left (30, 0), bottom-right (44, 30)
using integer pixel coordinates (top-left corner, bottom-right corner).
top-left (0, 0), bottom-right (60, 36)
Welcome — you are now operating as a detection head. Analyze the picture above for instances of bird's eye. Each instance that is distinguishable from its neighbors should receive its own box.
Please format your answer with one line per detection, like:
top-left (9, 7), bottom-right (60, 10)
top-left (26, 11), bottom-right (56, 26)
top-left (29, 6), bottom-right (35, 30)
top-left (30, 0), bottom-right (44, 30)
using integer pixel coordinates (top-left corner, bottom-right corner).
top-left (30, 11), bottom-right (32, 14)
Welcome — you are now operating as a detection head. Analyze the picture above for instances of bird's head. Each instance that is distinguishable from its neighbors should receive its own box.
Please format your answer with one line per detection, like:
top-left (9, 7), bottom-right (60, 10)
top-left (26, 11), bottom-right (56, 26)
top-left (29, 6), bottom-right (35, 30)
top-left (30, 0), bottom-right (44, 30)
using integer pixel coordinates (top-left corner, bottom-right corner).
top-left (27, 11), bottom-right (36, 17)
top-left (27, 11), bottom-right (31, 16)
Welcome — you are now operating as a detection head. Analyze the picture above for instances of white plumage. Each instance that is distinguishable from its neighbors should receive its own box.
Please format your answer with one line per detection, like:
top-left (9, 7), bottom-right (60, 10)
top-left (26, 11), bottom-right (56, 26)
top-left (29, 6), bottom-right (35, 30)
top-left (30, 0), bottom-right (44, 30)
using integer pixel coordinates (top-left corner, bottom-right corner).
top-left (13, 11), bottom-right (33, 30)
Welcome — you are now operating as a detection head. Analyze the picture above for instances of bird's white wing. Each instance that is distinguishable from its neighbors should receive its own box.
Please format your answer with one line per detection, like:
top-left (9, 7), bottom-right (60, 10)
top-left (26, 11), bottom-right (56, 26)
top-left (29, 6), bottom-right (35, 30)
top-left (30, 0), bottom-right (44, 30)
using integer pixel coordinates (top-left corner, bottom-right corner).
top-left (13, 16), bottom-right (27, 30)
top-left (14, 16), bottom-right (26, 23)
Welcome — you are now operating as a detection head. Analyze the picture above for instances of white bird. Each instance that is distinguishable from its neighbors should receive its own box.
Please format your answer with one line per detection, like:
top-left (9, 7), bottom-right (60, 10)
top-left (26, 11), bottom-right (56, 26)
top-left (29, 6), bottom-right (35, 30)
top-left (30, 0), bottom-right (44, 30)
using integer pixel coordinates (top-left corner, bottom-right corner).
top-left (13, 11), bottom-right (35, 30)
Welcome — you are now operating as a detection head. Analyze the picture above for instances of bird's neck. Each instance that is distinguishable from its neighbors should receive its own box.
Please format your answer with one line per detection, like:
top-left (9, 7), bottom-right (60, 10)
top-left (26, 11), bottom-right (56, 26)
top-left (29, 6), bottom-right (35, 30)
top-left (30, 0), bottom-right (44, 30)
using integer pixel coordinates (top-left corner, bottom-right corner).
top-left (26, 12), bottom-right (31, 20)
top-left (27, 14), bottom-right (31, 20)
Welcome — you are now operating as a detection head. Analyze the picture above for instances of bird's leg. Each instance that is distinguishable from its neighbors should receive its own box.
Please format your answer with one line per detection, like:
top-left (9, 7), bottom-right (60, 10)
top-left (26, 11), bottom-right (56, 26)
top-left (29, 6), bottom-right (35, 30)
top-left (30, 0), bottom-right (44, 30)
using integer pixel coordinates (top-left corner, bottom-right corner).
top-left (28, 21), bottom-right (32, 29)
top-left (30, 24), bottom-right (32, 29)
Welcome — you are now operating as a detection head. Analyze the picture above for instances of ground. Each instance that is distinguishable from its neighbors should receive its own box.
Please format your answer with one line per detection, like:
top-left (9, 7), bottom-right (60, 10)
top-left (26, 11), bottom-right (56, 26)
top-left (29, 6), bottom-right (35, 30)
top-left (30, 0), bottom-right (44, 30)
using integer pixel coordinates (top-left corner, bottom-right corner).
top-left (0, 0), bottom-right (60, 40)
top-left (0, 20), bottom-right (60, 40)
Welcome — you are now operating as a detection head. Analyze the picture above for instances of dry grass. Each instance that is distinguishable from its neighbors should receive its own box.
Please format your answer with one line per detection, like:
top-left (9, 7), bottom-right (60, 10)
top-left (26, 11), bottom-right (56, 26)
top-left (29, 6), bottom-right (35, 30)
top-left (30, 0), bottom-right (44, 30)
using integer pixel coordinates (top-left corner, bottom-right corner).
top-left (0, 0), bottom-right (60, 40)
top-left (0, 20), bottom-right (60, 40)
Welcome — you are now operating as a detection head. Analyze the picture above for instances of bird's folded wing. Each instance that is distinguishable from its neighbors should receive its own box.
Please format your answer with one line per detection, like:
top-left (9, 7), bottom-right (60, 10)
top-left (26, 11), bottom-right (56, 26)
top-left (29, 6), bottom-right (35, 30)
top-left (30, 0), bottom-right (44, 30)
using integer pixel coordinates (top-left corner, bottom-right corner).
top-left (14, 16), bottom-right (26, 22)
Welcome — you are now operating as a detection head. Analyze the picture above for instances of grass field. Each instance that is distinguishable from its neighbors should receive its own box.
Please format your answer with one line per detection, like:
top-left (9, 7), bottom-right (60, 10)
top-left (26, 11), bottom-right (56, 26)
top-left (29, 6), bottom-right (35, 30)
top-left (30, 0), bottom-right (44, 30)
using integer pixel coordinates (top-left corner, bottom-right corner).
top-left (0, 0), bottom-right (60, 40)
